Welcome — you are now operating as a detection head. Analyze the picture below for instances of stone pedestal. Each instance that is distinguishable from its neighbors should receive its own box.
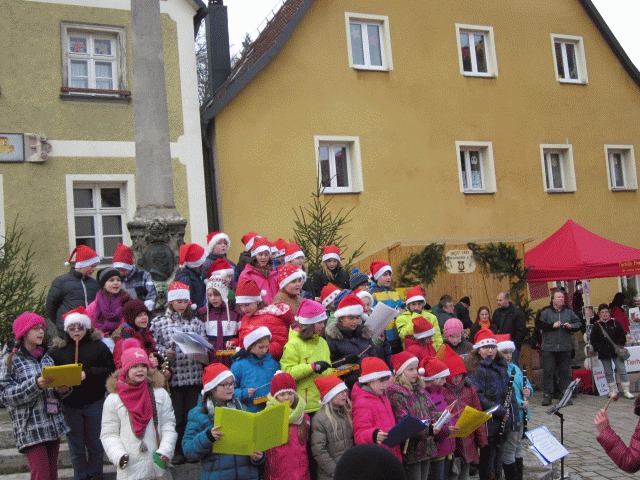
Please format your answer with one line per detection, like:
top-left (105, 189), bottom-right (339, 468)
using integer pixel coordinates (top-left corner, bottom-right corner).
top-left (128, 207), bottom-right (186, 310)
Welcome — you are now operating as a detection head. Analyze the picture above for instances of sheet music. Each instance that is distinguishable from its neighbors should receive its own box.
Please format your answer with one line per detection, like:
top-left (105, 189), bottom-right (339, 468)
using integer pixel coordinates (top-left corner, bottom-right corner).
top-left (525, 425), bottom-right (569, 465)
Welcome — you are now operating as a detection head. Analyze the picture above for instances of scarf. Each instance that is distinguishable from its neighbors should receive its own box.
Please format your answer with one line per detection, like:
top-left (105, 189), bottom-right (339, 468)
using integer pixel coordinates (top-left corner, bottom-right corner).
top-left (477, 318), bottom-right (491, 330)
top-left (94, 290), bottom-right (124, 334)
top-left (117, 371), bottom-right (153, 438)
top-left (30, 346), bottom-right (44, 361)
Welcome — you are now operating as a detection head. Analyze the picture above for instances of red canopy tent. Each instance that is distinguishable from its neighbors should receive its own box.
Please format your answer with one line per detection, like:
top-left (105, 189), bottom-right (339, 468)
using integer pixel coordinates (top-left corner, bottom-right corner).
top-left (525, 220), bottom-right (640, 282)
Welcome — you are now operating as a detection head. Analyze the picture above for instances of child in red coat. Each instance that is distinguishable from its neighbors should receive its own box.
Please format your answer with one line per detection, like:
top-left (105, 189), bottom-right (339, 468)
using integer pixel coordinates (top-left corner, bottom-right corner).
top-left (351, 357), bottom-right (402, 461)
top-left (404, 316), bottom-right (437, 362)
top-left (265, 372), bottom-right (310, 480)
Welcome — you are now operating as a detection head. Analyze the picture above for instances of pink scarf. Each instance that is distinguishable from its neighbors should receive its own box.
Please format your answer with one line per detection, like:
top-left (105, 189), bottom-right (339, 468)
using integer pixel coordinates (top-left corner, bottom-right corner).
top-left (116, 372), bottom-right (153, 438)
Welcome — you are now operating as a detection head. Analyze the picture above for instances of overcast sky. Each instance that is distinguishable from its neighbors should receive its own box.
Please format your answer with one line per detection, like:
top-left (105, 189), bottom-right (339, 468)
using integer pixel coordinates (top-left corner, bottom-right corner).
top-left (226, 0), bottom-right (640, 69)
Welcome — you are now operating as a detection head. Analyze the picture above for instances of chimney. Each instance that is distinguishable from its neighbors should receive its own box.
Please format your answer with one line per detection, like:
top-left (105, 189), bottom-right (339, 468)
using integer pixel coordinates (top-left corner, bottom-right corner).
top-left (206, 0), bottom-right (231, 94)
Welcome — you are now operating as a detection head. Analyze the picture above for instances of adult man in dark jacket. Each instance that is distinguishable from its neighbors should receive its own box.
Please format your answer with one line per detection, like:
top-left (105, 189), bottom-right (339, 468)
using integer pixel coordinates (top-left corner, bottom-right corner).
top-left (454, 296), bottom-right (473, 329)
top-left (536, 290), bottom-right (581, 405)
top-left (46, 245), bottom-right (101, 337)
top-left (491, 292), bottom-right (527, 366)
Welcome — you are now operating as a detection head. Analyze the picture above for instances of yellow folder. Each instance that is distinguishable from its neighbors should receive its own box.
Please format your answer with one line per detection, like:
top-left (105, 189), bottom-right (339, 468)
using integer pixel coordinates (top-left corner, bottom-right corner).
top-left (449, 405), bottom-right (492, 438)
top-left (41, 363), bottom-right (83, 387)
top-left (212, 402), bottom-right (289, 456)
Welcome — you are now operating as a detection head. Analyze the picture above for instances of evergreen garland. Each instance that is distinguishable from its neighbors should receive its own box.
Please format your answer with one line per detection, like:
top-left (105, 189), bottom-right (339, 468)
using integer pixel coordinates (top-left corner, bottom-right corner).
top-left (397, 243), bottom-right (446, 287)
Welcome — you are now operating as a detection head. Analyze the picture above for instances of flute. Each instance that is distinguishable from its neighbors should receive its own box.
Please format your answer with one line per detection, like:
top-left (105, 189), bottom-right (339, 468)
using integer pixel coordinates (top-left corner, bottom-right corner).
top-left (521, 365), bottom-right (529, 439)
top-left (497, 371), bottom-right (516, 441)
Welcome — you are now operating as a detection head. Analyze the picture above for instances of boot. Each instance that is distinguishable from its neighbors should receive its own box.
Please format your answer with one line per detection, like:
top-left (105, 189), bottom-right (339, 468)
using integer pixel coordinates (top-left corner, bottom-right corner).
top-left (621, 382), bottom-right (635, 399)
top-left (515, 457), bottom-right (524, 480)
top-left (609, 382), bottom-right (619, 398)
top-left (502, 463), bottom-right (518, 480)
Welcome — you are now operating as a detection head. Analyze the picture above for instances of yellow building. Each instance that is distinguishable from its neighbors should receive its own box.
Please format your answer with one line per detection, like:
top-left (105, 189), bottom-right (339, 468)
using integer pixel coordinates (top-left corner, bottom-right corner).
top-left (202, 0), bottom-right (640, 306)
top-left (0, 0), bottom-right (207, 289)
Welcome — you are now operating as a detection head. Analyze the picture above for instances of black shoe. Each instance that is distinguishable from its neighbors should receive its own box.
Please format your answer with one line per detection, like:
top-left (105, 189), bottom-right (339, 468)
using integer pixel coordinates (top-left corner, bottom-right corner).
top-left (542, 395), bottom-right (552, 406)
top-left (171, 453), bottom-right (186, 465)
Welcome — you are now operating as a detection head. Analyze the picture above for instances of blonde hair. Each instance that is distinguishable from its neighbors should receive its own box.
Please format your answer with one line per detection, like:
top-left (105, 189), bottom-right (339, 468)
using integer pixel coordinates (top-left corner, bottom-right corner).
top-left (322, 260), bottom-right (342, 281)
top-left (320, 397), bottom-right (352, 432)
top-left (393, 371), bottom-right (425, 390)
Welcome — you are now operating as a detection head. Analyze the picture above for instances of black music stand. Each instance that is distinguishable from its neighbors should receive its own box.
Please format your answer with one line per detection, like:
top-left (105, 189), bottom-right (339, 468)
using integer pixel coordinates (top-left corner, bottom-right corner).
top-left (546, 378), bottom-right (580, 480)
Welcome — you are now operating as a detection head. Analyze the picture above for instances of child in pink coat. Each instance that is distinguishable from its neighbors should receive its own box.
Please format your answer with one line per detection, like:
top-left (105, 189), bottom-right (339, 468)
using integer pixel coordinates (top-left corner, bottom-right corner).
top-left (264, 372), bottom-right (310, 480)
top-left (351, 357), bottom-right (402, 462)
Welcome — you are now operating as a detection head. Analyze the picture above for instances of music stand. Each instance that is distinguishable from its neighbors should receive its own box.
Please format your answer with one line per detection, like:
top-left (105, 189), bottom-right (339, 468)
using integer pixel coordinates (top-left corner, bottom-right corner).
top-left (546, 378), bottom-right (580, 480)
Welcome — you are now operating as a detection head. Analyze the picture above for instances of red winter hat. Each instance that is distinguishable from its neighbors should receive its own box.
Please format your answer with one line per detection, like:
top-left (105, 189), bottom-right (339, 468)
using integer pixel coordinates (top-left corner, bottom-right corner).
top-left (496, 334), bottom-right (516, 353)
top-left (412, 316), bottom-right (436, 339)
top-left (13, 312), bottom-right (46, 342)
top-left (235, 279), bottom-right (265, 304)
top-left (112, 243), bottom-right (134, 270)
top-left (405, 285), bottom-right (426, 305)
top-left (335, 294), bottom-right (365, 319)
top-left (250, 237), bottom-right (271, 257)
top-left (359, 357), bottom-right (392, 384)
top-left (284, 242), bottom-right (305, 263)
top-left (444, 350), bottom-right (468, 379)
top-left (274, 238), bottom-right (287, 257)
top-left (269, 240), bottom-right (279, 255)
top-left (202, 363), bottom-right (234, 395)
top-left (179, 243), bottom-right (206, 269)
top-left (320, 284), bottom-right (342, 308)
top-left (206, 231), bottom-right (230, 253)
top-left (473, 329), bottom-right (498, 350)
top-left (322, 245), bottom-right (341, 262)
top-left (315, 376), bottom-right (348, 405)
top-left (241, 232), bottom-right (260, 252)
top-left (277, 264), bottom-right (307, 290)
top-left (206, 258), bottom-right (234, 279)
top-left (370, 260), bottom-right (392, 281)
top-left (419, 357), bottom-right (450, 381)
top-left (271, 371), bottom-right (297, 397)
top-left (62, 306), bottom-right (92, 331)
top-left (392, 351), bottom-right (418, 376)
top-left (65, 245), bottom-right (100, 268)
top-left (121, 343), bottom-right (151, 375)
top-left (243, 326), bottom-right (272, 350)
top-left (167, 281), bottom-right (190, 302)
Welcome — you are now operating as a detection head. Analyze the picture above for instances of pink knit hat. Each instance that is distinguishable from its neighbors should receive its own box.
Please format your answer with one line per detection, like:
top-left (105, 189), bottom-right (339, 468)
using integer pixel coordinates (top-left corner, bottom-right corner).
top-left (13, 312), bottom-right (46, 341)
top-left (120, 343), bottom-right (151, 374)
top-left (443, 318), bottom-right (464, 336)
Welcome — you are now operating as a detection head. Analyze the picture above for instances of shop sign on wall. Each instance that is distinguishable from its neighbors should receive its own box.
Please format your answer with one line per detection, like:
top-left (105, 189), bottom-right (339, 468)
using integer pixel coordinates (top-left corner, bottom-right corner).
top-left (445, 249), bottom-right (476, 274)
top-left (0, 133), bottom-right (24, 162)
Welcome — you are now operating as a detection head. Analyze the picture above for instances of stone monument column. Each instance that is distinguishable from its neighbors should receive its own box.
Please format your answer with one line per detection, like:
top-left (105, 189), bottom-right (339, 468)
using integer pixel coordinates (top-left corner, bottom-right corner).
top-left (127, 0), bottom-right (186, 307)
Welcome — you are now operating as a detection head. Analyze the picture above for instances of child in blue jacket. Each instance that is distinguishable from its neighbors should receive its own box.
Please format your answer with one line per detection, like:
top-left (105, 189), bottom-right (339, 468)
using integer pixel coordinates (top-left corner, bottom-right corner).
top-left (182, 363), bottom-right (264, 479)
top-left (230, 326), bottom-right (279, 412)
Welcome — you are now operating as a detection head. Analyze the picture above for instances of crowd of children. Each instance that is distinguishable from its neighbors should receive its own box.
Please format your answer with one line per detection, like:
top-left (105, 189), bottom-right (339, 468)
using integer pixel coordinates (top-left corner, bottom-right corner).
top-left (0, 232), bottom-right (535, 480)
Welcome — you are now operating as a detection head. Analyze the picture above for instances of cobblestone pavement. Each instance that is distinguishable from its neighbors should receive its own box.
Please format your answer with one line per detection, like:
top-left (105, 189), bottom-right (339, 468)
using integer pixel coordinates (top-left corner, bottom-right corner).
top-left (522, 390), bottom-right (639, 479)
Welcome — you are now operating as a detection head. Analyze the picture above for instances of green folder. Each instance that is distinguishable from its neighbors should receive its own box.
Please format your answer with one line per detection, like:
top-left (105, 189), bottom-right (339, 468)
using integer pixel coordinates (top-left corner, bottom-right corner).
top-left (212, 402), bottom-right (289, 456)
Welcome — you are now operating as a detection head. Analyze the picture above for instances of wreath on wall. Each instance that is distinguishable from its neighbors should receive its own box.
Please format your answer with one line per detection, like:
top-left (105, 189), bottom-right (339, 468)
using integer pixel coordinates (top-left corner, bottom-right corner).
top-left (397, 243), bottom-right (446, 288)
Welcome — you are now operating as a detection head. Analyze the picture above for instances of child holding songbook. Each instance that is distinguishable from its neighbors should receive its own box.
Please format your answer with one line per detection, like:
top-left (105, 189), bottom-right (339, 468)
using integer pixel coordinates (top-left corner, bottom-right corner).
top-left (465, 330), bottom-right (519, 480)
top-left (152, 281), bottom-right (205, 464)
top-left (497, 336), bottom-right (532, 480)
top-left (442, 350), bottom-right (488, 480)
top-left (230, 326), bottom-right (279, 412)
top-left (421, 357), bottom-right (457, 480)
top-left (264, 371), bottom-right (310, 480)
top-left (199, 276), bottom-right (239, 366)
top-left (386, 352), bottom-right (441, 480)
top-left (351, 357), bottom-right (402, 461)
top-left (311, 376), bottom-right (354, 480)
top-left (0, 313), bottom-right (70, 480)
top-left (182, 363), bottom-right (264, 478)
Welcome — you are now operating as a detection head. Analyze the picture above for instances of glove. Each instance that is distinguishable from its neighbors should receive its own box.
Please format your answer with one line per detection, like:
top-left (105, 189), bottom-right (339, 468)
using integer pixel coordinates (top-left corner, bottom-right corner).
top-left (313, 361), bottom-right (330, 374)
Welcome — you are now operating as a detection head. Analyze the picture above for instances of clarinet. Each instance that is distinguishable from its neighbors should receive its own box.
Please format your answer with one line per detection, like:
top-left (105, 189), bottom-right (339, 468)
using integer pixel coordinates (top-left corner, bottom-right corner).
top-left (521, 365), bottom-right (529, 439)
top-left (497, 371), bottom-right (516, 441)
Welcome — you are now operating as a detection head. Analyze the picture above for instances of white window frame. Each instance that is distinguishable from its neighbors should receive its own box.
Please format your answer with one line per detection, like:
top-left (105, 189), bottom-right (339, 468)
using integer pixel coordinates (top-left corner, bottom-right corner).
top-left (314, 136), bottom-right (363, 194)
top-left (551, 34), bottom-right (588, 84)
top-left (61, 22), bottom-right (128, 95)
top-left (620, 275), bottom-right (640, 300)
top-left (455, 24), bottom-right (498, 77)
top-left (345, 13), bottom-right (393, 71)
top-left (605, 145), bottom-right (637, 191)
top-left (539, 144), bottom-right (577, 193)
top-left (65, 174), bottom-right (135, 260)
top-left (455, 141), bottom-right (497, 194)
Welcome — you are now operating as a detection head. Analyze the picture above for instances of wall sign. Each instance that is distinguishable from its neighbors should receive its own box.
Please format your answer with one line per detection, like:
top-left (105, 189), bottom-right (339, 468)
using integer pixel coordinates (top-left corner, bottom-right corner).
top-left (445, 249), bottom-right (476, 274)
top-left (0, 133), bottom-right (25, 162)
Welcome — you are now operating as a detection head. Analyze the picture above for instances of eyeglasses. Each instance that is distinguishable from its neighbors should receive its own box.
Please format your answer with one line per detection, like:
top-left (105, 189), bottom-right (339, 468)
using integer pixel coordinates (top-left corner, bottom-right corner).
top-left (217, 381), bottom-right (235, 389)
top-left (67, 326), bottom-right (86, 332)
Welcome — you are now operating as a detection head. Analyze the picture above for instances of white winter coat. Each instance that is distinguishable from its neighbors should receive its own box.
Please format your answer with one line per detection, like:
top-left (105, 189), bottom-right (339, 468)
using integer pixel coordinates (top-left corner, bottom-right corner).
top-left (100, 370), bottom-right (177, 480)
